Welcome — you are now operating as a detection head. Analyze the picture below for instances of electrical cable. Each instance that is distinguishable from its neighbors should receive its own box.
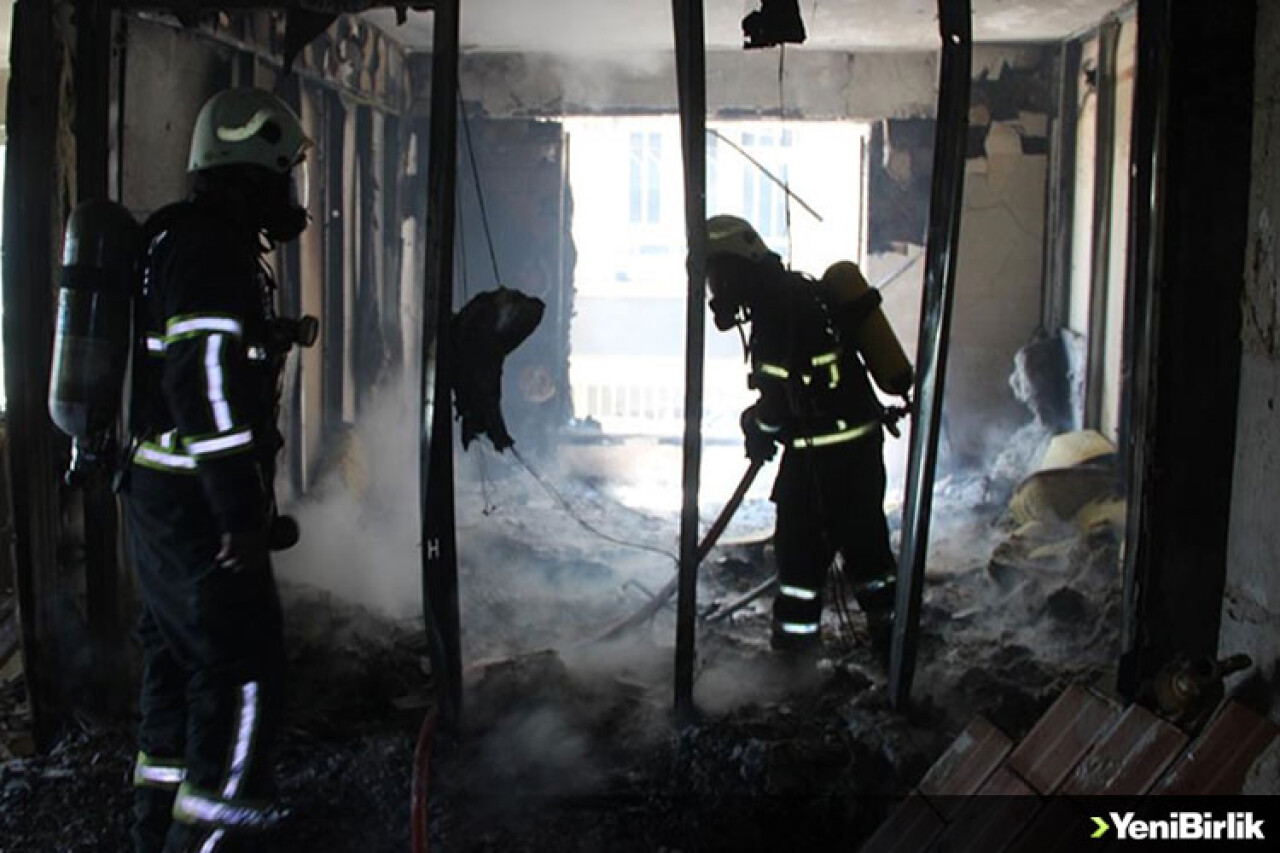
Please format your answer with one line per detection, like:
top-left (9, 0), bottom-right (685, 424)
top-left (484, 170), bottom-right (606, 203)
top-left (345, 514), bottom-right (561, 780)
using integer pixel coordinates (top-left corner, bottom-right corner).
top-left (457, 84), bottom-right (502, 288)
top-left (510, 446), bottom-right (679, 563)
top-left (779, 44), bottom-right (794, 267)
top-left (705, 129), bottom-right (823, 223)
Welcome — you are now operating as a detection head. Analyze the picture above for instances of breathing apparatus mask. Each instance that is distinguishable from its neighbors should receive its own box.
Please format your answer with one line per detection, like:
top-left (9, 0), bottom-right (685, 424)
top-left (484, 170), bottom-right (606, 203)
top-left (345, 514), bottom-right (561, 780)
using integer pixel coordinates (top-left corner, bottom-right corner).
top-left (707, 255), bottom-right (754, 332)
top-left (710, 289), bottom-right (751, 331)
top-left (258, 162), bottom-right (310, 244)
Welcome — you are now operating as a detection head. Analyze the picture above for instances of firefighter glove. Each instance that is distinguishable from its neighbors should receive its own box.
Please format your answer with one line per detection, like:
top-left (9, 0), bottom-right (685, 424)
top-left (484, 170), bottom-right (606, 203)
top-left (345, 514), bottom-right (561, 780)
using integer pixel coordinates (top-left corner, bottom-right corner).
top-left (215, 525), bottom-right (270, 572)
top-left (741, 406), bottom-right (777, 464)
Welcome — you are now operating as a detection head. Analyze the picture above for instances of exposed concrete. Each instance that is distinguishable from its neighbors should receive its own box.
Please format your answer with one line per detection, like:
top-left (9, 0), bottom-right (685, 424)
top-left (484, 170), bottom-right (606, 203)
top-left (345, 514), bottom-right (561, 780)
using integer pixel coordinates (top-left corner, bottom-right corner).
top-left (454, 46), bottom-right (1047, 120)
top-left (121, 19), bottom-right (227, 219)
top-left (945, 129), bottom-right (1048, 468)
top-left (1222, 0), bottom-right (1280, 721)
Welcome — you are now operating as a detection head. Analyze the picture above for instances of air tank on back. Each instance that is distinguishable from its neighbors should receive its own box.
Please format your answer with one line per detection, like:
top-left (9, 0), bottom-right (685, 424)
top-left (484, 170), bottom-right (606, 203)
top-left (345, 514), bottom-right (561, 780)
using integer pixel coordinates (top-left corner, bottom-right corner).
top-left (48, 199), bottom-right (141, 475)
top-left (821, 260), bottom-right (914, 398)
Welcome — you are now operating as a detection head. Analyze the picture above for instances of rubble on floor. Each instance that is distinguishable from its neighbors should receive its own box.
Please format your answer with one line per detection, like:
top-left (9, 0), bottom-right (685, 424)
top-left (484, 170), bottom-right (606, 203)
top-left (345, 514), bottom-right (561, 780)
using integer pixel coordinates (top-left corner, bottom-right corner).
top-left (0, 433), bottom-right (1127, 851)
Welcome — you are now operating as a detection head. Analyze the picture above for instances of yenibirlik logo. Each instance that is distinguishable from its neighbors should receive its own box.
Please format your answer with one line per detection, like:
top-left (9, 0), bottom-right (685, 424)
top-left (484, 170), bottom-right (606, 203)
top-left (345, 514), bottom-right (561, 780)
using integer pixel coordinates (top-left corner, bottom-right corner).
top-left (1091, 812), bottom-right (1266, 841)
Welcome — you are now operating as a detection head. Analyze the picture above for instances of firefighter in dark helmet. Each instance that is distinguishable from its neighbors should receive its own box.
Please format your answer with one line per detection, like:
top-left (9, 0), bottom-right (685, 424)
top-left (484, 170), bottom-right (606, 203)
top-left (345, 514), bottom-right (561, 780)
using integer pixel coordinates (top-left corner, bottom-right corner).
top-left (123, 87), bottom-right (312, 852)
top-left (705, 215), bottom-right (913, 662)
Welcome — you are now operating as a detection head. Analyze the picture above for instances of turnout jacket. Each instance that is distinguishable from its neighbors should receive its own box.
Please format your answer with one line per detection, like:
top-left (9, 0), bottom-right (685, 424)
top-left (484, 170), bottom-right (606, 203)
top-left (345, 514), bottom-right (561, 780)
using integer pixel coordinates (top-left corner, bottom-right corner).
top-left (746, 268), bottom-right (884, 448)
top-left (131, 198), bottom-right (282, 534)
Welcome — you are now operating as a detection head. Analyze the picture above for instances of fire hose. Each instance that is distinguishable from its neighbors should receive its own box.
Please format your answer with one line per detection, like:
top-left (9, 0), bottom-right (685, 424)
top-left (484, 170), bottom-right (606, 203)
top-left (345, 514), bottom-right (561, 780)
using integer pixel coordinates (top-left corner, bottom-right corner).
top-left (590, 458), bottom-right (765, 643)
top-left (410, 707), bottom-right (438, 853)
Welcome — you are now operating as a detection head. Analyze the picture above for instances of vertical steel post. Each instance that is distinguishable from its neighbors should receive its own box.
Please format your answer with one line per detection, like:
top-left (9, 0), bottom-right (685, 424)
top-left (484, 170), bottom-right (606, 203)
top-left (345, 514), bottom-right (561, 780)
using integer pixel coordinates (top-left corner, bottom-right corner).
top-left (671, 0), bottom-right (707, 720)
top-left (1083, 19), bottom-right (1121, 429)
top-left (421, 0), bottom-right (463, 729)
top-left (889, 0), bottom-right (972, 710)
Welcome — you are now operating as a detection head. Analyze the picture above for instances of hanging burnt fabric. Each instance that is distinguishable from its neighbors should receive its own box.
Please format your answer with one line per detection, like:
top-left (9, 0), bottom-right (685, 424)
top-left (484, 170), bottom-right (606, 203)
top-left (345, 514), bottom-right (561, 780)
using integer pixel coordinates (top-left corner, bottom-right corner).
top-left (452, 287), bottom-right (545, 451)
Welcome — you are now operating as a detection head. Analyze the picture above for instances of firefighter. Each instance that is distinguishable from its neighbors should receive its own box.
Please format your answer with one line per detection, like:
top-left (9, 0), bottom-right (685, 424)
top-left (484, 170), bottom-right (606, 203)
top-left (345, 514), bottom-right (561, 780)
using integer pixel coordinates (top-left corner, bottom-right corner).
top-left (705, 215), bottom-right (912, 663)
top-left (124, 87), bottom-right (312, 852)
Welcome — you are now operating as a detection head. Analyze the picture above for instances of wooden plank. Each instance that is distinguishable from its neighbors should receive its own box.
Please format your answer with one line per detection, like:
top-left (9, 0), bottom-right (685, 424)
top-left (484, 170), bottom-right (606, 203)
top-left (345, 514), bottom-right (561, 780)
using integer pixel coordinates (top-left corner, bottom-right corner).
top-left (860, 793), bottom-right (946, 853)
top-left (889, 0), bottom-right (973, 708)
top-left (918, 716), bottom-right (1013, 818)
top-left (1152, 701), bottom-right (1280, 795)
top-left (1059, 703), bottom-right (1187, 795)
top-left (1006, 685), bottom-right (1123, 794)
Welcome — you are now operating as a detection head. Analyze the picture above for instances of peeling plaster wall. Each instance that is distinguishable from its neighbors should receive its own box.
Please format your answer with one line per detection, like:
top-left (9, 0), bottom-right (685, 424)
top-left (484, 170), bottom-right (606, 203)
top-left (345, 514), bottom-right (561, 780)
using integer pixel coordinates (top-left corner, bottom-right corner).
top-left (1222, 0), bottom-right (1280, 720)
top-left (946, 118), bottom-right (1048, 467)
top-left (121, 19), bottom-right (230, 218)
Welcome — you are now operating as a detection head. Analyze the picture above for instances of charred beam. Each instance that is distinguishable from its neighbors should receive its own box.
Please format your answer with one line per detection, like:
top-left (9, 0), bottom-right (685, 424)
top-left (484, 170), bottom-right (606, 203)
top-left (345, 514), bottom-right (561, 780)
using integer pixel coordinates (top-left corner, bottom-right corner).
top-left (889, 0), bottom-right (971, 710)
top-left (119, 1), bottom-right (436, 13)
top-left (1083, 19), bottom-right (1120, 428)
top-left (3, 0), bottom-right (68, 746)
top-left (1117, 0), bottom-right (1253, 698)
top-left (420, 0), bottom-right (462, 729)
top-left (671, 0), bottom-right (708, 723)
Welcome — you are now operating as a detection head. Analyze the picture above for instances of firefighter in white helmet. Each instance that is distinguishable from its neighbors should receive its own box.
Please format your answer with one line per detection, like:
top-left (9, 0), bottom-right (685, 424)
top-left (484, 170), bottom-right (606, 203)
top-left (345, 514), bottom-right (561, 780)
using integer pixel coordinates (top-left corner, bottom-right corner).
top-left (705, 214), bottom-right (913, 663)
top-left (124, 87), bottom-right (312, 852)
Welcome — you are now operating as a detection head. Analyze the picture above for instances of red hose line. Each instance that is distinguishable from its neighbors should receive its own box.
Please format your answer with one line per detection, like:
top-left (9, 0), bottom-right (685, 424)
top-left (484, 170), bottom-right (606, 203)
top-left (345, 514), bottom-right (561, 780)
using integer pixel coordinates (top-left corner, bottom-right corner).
top-left (410, 707), bottom-right (439, 853)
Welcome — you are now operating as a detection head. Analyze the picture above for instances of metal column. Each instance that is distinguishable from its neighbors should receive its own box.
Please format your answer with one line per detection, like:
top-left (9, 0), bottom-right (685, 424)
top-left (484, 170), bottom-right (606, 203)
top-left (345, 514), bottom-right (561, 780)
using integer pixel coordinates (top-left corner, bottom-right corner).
top-left (889, 0), bottom-right (972, 710)
top-left (1083, 19), bottom-right (1121, 430)
top-left (420, 0), bottom-right (463, 728)
top-left (671, 0), bottom-right (708, 721)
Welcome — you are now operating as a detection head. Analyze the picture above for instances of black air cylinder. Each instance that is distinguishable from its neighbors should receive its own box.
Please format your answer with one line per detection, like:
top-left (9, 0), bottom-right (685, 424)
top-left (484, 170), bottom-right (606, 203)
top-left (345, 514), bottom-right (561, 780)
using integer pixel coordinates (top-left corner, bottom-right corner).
top-left (48, 200), bottom-right (141, 440)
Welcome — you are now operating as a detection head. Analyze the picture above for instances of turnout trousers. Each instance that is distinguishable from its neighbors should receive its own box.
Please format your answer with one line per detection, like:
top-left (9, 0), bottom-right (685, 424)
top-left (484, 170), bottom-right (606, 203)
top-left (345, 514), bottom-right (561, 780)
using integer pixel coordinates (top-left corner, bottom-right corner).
top-left (125, 466), bottom-right (284, 853)
top-left (770, 430), bottom-right (897, 649)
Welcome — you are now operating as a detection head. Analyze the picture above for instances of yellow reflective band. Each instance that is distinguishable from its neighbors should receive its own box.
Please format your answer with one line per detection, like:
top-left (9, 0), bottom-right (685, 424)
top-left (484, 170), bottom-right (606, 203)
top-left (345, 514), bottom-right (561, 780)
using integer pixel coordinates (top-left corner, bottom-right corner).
top-left (829, 363), bottom-right (841, 388)
top-left (166, 314), bottom-right (244, 343)
top-left (199, 829), bottom-right (227, 853)
top-left (811, 352), bottom-right (839, 366)
top-left (757, 363), bottom-right (789, 379)
top-left (222, 682), bottom-right (260, 799)
top-left (204, 335), bottom-right (234, 432)
top-left (757, 421), bottom-right (782, 434)
top-left (184, 429), bottom-right (254, 460)
top-left (135, 443), bottom-right (198, 473)
top-left (216, 109), bottom-right (274, 143)
top-left (134, 752), bottom-right (186, 789)
top-left (779, 584), bottom-right (818, 601)
top-left (791, 419), bottom-right (879, 449)
top-left (173, 783), bottom-right (272, 830)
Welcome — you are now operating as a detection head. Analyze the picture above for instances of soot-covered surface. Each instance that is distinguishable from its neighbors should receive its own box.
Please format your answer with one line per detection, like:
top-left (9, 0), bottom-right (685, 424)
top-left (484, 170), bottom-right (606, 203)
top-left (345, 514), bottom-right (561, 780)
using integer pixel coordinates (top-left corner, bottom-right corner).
top-left (0, 446), bottom-right (1122, 852)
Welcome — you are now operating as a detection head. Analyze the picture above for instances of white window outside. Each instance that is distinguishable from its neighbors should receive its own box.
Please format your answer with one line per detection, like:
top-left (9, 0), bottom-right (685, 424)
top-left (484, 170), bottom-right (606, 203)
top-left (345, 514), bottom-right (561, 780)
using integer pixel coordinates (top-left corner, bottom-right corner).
top-left (564, 116), bottom-right (870, 440)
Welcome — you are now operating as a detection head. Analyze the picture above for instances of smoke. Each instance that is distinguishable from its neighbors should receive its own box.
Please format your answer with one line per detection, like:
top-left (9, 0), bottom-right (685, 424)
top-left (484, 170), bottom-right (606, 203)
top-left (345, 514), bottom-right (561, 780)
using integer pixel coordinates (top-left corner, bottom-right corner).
top-left (274, 372), bottom-right (422, 622)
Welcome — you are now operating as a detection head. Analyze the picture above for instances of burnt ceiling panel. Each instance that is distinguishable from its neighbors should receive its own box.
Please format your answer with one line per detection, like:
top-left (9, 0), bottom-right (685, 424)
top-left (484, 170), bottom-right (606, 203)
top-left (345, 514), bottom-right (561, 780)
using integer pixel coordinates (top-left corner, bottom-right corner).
top-left (363, 0), bottom-right (1132, 53)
